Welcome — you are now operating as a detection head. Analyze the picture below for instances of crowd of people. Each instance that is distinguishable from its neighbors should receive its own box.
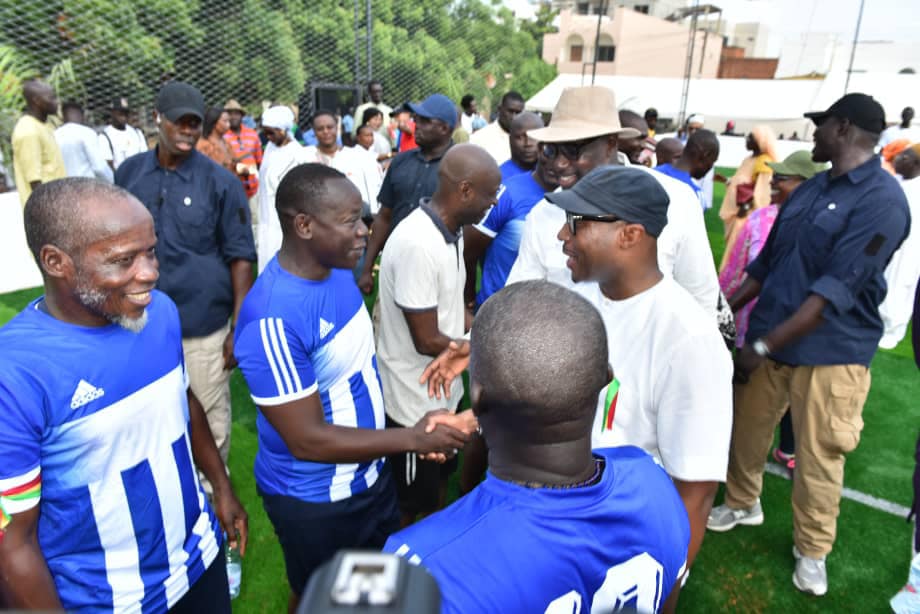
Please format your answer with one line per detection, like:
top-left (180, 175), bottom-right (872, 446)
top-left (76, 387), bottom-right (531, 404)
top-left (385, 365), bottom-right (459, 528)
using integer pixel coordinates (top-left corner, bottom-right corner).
top-left (0, 73), bottom-right (918, 614)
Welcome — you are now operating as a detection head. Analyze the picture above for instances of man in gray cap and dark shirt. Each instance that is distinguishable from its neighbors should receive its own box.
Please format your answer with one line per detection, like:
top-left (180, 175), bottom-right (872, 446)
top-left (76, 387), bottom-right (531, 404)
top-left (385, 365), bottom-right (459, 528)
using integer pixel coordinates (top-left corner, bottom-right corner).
top-left (116, 82), bottom-right (256, 487)
top-left (551, 164), bottom-right (733, 579)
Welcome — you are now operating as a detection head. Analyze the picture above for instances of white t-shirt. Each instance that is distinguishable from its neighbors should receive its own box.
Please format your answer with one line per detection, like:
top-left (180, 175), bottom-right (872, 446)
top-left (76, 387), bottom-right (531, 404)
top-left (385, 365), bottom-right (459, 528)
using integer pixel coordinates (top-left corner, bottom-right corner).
top-left (99, 125), bottom-right (147, 169)
top-left (372, 132), bottom-right (391, 157)
top-left (573, 278), bottom-right (733, 481)
top-left (54, 122), bottom-right (113, 182)
top-left (338, 146), bottom-right (384, 215)
top-left (469, 121), bottom-right (510, 164)
top-left (880, 124), bottom-right (920, 147)
top-left (300, 145), bottom-right (385, 214)
top-left (256, 140), bottom-right (313, 273)
top-left (377, 205), bottom-right (465, 425)
top-left (506, 164), bottom-right (721, 316)
top-left (879, 175), bottom-right (920, 348)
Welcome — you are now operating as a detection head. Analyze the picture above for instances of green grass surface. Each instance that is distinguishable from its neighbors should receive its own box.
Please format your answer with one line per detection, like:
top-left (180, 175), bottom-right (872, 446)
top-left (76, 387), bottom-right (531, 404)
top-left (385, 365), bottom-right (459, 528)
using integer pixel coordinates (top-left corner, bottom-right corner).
top-left (1, 169), bottom-right (917, 612)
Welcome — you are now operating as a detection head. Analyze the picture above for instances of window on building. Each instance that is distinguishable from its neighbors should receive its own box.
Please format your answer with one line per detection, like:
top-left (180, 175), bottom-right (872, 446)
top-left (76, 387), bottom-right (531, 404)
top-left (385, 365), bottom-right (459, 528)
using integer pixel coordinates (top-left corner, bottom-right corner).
top-left (570, 45), bottom-right (584, 62)
top-left (576, 2), bottom-right (590, 14)
top-left (597, 45), bottom-right (615, 62)
top-left (635, 4), bottom-right (650, 13)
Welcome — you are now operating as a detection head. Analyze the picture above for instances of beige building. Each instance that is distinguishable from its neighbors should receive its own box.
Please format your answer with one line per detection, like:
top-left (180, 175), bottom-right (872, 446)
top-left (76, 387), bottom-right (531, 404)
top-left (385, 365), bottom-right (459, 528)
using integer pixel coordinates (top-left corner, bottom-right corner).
top-left (543, 6), bottom-right (723, 78)
top-left (551, 0), bottom-right (686, 21)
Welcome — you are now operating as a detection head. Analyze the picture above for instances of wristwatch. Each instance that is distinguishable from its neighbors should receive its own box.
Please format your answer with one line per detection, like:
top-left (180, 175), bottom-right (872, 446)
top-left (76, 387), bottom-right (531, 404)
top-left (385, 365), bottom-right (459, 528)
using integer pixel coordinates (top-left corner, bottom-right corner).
top-left (752, 338), bottom-right (771, 357)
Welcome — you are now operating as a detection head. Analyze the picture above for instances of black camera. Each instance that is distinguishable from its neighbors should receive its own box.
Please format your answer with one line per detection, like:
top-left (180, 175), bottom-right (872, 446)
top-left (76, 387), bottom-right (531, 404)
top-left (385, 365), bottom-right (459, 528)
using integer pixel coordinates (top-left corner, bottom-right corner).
top-left (296, 550), bottom-right (440, 613)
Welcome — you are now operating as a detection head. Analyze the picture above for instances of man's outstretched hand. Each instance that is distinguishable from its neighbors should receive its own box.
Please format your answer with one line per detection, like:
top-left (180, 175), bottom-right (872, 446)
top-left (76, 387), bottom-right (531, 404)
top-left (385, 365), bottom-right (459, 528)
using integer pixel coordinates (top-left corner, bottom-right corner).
top-left (411, 410), bottom-right (471, 460)
top-left (418, 410), bottom-right (479, 463)
top-left (419, 340), bottom-right (471, 400)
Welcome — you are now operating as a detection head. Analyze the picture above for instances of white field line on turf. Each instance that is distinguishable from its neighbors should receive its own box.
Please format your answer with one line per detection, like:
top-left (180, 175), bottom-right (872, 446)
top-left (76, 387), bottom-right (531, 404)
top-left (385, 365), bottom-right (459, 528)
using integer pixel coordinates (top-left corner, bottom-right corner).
top-left (764, 461), bottom-right (911, 518)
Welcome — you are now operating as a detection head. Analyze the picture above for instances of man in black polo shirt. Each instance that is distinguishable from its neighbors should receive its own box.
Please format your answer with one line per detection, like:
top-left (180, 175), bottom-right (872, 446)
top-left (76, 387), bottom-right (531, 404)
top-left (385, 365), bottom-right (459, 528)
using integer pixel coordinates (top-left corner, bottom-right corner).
top-left (357, 93), bottom-right (455, 295)
top-left (115, 82), bottom-right (256, 487)
top-left (707, 93), bottom-right (911, 596)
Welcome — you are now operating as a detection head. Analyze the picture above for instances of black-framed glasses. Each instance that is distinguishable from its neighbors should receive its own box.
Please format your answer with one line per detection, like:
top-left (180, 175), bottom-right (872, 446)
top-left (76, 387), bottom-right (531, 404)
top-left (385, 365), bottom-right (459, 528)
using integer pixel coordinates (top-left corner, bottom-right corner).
top-left (565, 211), bottom-right (622, 235)
top-left (542, 136), bottom-right (603, 161)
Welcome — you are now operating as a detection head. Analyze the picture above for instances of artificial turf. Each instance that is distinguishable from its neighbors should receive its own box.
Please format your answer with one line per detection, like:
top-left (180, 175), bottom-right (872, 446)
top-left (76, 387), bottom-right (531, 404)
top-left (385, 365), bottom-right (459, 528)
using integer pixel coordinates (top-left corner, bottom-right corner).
top-left (0, 167), bottom-right (916, 612)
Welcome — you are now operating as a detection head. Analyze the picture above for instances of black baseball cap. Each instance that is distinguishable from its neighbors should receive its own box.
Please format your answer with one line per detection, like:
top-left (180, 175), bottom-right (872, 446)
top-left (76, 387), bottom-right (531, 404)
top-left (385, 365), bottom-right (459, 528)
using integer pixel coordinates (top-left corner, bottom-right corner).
top-left (111, 97), bottom-right (131, 112)
top-left (804, 93), bottom-right (886, 134)
top-left (155, 81), bottom-right (205, 122)
top-left (546, 165), bottom-right (670, 237)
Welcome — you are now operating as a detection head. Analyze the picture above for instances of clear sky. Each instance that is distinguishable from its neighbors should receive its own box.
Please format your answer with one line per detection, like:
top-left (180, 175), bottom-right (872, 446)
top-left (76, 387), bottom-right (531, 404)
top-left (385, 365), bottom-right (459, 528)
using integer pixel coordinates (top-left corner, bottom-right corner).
top-left (716, 0), bottom-right (915, 55)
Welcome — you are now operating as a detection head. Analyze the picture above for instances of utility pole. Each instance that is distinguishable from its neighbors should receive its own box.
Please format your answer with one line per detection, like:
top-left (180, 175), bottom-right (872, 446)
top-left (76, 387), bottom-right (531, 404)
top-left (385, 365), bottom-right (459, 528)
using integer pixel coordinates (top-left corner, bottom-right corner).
top-left (353, 0), bottom-right (372, 100)
top-left (590, 0), bottom-right (608, 85)
top-left (678, 0), bottom-right (700, 129)
top-left (844, 0), bottom-right (865, 94)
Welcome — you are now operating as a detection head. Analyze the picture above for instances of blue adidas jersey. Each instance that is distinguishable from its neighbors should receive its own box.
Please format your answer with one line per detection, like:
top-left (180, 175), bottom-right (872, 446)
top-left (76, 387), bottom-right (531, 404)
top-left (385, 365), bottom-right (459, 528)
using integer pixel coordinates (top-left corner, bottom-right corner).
top-left (234, 257), bottom-right (386, 503)
top-left (0, 291), bottom-right (221, 612)
top-left (475, 170), bottom-right (547, 306)
top-left (384, 447), bottom-right (689, 614)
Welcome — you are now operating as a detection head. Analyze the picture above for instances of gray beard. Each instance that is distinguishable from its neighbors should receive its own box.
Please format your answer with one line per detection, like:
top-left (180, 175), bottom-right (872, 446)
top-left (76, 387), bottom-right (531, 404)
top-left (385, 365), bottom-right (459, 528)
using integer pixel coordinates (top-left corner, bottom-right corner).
top-left (75, 281), bottom-right (149, 333)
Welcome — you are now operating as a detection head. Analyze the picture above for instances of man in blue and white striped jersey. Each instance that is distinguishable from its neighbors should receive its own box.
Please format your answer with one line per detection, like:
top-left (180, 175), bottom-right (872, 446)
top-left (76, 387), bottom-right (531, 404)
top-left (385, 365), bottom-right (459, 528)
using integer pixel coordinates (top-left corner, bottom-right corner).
top-left (0, 178), bottom-right (247, 612)
top-left (233, 163), bottom-right (472, 611)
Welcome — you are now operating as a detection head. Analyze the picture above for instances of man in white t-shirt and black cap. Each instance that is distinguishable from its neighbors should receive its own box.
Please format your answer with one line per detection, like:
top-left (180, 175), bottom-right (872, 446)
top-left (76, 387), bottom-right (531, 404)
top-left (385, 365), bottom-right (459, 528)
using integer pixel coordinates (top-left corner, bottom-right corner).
top-left (548, 164), bottom-right (733, 575)
top-left (100, 97), bottom-right (148, 171)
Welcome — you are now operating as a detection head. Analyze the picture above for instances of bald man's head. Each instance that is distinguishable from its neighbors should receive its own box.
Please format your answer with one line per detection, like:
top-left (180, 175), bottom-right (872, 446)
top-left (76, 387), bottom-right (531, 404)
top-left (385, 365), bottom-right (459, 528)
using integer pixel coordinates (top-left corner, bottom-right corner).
top-left (436, 143), bottom-right (502, 226)
top-left (656, 137), bottom-right (683, 166)
top-left (471, 280), bottom-right (608, 442)
top-left (25, 179), bottom-right (150, 265)
top-left (25, 178), bottom-right (158, 332)
top-left (509, 111), bottom-right (544, 168)
top-left (23, 79), bottom-right (58, 117)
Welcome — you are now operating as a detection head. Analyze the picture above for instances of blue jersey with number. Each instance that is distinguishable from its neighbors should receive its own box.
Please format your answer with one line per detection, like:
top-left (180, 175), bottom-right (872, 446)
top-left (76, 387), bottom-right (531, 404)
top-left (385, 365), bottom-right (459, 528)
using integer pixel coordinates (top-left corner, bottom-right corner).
top-left (234, 257), bottom-right (387, 503)
top-left (0, 291), bottom-right (221, 612)
top-left (384, 446), bottom-right (689, 614)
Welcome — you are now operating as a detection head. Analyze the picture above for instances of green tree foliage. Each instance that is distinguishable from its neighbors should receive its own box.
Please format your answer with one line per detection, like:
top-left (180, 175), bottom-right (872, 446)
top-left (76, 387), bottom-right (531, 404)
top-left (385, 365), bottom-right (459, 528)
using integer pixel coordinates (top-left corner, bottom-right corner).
top-left (0, 0), bottom-right (555, 123)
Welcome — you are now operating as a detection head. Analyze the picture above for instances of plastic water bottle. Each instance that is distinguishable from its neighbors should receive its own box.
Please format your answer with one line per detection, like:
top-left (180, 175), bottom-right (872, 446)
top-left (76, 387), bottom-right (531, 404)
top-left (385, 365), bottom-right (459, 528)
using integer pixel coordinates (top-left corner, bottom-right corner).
top-left (226, 535), bottom-right (242, 599)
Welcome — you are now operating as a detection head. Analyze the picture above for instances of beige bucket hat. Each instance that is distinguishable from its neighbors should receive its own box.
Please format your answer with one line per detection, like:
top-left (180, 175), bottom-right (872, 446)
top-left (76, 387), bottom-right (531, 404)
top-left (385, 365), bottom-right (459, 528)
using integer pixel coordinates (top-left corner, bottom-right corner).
top-left (528, 85), bottom-right (641, 143)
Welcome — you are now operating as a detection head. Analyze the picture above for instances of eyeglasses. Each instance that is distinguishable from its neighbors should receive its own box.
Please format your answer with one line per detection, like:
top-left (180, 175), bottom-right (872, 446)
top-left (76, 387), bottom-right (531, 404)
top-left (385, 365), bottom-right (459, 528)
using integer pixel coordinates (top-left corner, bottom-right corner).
top-left (542, 137), bottom-right (603, 161)
top-left (565, 211), bottom-right (622, 235)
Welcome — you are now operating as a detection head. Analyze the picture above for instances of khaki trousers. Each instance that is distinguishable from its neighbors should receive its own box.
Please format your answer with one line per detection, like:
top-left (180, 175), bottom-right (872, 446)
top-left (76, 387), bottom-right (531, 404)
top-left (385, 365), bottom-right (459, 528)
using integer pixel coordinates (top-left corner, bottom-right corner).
top-left (725, 360), bottom-right (870, 558)
top-left (182, 323), bottom-right (232, 493)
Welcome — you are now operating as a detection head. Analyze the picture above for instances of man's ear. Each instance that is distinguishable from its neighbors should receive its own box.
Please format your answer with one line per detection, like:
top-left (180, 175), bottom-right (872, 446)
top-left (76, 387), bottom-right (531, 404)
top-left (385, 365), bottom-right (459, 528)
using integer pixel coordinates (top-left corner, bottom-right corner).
top-left (459, 179), bottom-right (474, 201)
top-left (605, 134), bottom-right (619, 157)
top-left (470, 380), bottom-right (485, 418)
top-left (617, 223), bottom-right (646, 250)
top-left (294, 212), bottom-right (313, 240)
top-left (40, 245), bottom-right (74, 280)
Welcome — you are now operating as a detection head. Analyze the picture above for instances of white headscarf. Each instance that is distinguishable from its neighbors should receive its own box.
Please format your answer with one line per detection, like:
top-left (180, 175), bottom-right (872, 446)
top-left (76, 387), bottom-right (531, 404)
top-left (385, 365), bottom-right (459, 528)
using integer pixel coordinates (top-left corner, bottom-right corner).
top-left (261, 105), bottom-right (295, 133)
top-left (687, 114), bottom-right (705, 127)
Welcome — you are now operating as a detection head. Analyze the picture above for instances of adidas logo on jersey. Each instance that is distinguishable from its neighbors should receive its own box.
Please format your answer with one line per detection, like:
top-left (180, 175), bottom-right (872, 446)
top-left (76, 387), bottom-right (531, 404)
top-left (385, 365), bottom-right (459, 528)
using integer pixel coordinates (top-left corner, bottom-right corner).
top-left (319, 318), bottom-right (335, 339)
top-left (70, 379), bottom-right (105, 409)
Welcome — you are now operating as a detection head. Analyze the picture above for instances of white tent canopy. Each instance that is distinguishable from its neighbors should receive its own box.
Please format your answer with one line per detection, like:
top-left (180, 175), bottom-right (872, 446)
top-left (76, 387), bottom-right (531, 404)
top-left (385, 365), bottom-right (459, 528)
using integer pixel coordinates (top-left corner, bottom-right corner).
top-left (526, 71), bottom-right (920, 140)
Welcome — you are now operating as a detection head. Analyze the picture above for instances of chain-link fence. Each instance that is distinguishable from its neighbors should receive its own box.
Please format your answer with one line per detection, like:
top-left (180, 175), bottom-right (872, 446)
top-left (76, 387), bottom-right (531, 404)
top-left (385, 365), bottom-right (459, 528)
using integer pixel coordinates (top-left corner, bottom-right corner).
top-left (0, 0), bottom-right (557, 164)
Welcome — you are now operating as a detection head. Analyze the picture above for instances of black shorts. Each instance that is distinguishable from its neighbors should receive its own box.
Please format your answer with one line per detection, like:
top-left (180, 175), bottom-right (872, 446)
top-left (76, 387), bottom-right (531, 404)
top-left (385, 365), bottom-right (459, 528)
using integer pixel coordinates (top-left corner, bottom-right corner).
top-left (386, 416), bottom-right (458, 517)
top-left (170, 548), bottom-right (230, 613)
top-left (259, 465), bottom-right (401, 596)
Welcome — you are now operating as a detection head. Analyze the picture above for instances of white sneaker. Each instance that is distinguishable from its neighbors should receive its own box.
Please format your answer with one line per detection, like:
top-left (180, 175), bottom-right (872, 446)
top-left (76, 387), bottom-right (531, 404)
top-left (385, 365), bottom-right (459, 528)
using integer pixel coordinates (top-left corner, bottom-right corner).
top-left (792, 546), bottom-right (828, 596)
top-left (706, 500), bottom-right (764, 532)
